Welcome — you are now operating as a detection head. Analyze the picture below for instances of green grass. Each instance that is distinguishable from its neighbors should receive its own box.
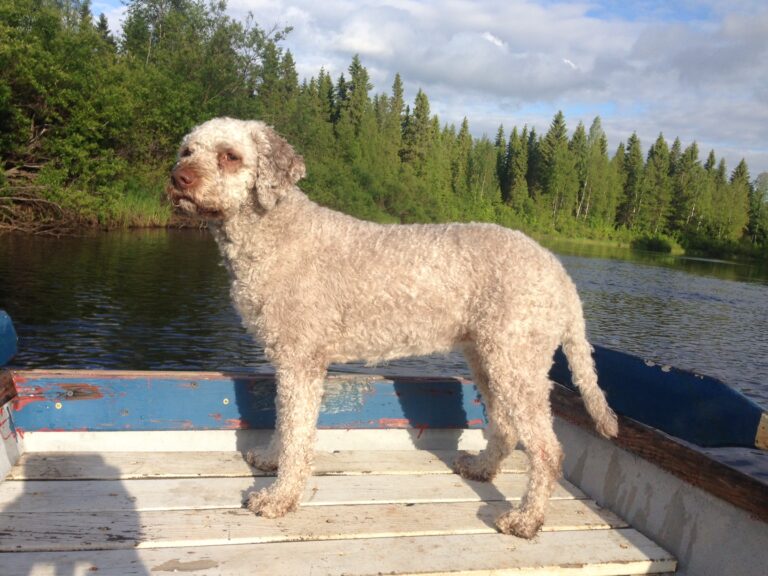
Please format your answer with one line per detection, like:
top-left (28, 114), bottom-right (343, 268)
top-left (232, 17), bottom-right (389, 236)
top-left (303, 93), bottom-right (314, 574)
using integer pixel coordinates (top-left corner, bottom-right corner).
top-left (105, 187), bottom-right (172, 228)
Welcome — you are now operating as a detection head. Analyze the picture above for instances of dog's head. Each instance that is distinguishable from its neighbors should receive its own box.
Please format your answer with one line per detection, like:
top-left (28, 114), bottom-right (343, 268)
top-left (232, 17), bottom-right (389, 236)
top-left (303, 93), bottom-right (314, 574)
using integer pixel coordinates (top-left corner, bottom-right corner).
top-left (167, 118), bottom-right (306, 221)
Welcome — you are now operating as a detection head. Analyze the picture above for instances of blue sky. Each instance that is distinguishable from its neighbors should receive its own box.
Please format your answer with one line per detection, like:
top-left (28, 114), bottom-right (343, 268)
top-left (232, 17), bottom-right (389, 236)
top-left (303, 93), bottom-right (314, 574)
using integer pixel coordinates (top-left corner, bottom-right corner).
top-left (96, 0), bottom-right (767, 176)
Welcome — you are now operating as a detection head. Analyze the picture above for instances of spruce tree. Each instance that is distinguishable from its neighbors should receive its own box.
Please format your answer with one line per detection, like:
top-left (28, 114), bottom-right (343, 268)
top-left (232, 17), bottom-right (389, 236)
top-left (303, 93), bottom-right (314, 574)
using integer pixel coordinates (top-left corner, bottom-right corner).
top-left (96, 13), bottom-right (116, 48)
top-left (540, 111), bottom-right (578, 226)
top-left (725, 159), bottom-right (752, 241)
top-left (569, 121), bottom-right (588, 219)
top-left (526, 128), bottom-right (543, 199)
top-left (451, 117), bottom-right (472, 198)
top-left (669, 142), bottom-right (706, 234)
top-left (400, 89), bottom-right (432, 169)
top-left (582, 117), bottom-right (616, 226)
top-left (616, 133), bottom-right (644, 229)
top-left (749, 172), bottom-right (768, 247)
top-left (506, 126), bottom-right (529, 211)
top-left (641, 134), bottom-right (672, 234)
top-left (495, 125), bottom-right (509, 202)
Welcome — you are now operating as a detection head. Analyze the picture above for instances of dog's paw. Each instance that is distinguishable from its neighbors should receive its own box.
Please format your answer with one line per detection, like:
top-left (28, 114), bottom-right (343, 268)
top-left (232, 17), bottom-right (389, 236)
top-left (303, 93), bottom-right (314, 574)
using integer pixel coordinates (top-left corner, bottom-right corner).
top-left (245, 448), bottom-right (278, 472)
top-left (246, 487), bottom-right (299, 518)
top-left (495, 508), bottom-right (543, 539)
top-left (453, 452), bottom-right (496, 482)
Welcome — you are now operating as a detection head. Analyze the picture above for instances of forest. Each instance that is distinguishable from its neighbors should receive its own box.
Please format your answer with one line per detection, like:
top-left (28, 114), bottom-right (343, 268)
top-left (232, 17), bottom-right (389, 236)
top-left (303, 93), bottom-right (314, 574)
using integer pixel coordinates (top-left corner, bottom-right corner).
top-left (1, 0), bottom-right (767, 258)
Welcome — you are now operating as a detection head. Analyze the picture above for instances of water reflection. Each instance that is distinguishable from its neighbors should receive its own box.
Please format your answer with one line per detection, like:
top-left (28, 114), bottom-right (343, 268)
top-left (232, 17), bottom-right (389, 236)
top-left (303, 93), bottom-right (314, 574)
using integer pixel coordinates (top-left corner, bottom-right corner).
top-left (1, 230), bottom-right (766, 410)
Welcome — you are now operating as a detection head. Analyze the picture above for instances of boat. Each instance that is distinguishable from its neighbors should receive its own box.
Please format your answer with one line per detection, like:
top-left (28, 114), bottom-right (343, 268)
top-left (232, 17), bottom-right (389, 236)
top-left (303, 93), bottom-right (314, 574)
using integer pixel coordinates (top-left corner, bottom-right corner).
top-left (0, 310), bottom-right (766, 575)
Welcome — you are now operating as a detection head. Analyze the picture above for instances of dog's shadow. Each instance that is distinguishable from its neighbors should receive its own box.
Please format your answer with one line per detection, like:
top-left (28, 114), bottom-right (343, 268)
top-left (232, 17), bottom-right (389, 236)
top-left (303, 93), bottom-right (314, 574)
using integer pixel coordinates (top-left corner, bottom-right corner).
top-left (230, 368), bottom-right (511, 530)
top-left (390, 374), bottom-right (512, 529)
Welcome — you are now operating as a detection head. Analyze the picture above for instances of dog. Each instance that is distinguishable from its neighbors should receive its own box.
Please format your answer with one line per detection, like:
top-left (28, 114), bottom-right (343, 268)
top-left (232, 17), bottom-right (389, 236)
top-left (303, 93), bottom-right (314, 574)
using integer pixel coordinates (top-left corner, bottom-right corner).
top-left (167, 117), bottom-right (618, 538)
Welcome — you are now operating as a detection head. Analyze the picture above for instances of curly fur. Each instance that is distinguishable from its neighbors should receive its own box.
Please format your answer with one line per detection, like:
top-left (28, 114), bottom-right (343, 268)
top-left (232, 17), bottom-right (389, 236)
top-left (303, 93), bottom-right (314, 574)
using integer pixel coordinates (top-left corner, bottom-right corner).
top-left (167, 117), bottom-right (619, 538)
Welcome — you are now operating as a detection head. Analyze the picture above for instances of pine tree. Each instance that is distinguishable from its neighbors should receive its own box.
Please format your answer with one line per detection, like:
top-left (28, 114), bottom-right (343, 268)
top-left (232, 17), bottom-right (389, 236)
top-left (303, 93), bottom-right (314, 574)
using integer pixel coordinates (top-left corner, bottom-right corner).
top-left (506, 126), bottom-right (529, 211)
top-left (706, 159), bottom-right (730, 239)
top-left (525, 128), bottom-right (542, 199)
top-left (382, 74), bottom-right (404, 154)
top-left (670, 142), bottom-right (706, 234)
top-left (748, 172), bottom-right (768, 247)
top-left (343, 55), bottom-right (373, 135)
top-left (495, 125), bottom-right (509, 201)
top-left (451, 117), bottom-right (472, 198)
top-left (468, 136), bottom-right (501, 214)
top-left (724, 159), bottom-right (752, 241)
top-left (400, 89), bottom-right (432, 169)
top-left (569, 121), bottom-right (588, 219)
top-left (96, 13), bottom-right (116, 48)
top-left (610, 142), bottom-right (628, 229)
top-left (640, 134), bottom-right (672, 234)
top-left (582, 117), bottom-right (616, 226)
top-left (540, 111), bottom-right (578, 226)
top-left (616, 133), bottom-right (644, 229)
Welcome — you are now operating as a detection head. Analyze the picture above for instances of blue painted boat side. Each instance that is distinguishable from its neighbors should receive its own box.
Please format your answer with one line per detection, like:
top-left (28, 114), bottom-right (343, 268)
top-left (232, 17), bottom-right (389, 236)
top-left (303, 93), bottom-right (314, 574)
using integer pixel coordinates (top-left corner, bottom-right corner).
top-left (11, 372), bottom-right (487, 432)
top-left (0, 311), bottom-right (17, 367)
top-left (550, 345), bottom-right (766, 449)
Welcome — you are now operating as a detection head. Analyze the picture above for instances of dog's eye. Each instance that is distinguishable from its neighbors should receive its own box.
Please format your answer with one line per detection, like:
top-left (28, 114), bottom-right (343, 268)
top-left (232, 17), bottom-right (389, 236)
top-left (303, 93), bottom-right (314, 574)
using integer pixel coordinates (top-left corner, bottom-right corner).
top-left (181, 148), bottom-right (192, 157)
top-left (226, 152), bottom-right (240, 162)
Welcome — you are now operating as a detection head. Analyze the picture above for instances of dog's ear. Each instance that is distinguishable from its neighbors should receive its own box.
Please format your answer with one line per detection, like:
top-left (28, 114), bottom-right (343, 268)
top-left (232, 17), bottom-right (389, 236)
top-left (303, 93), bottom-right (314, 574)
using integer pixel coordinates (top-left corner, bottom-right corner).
top-left (251, 124), bottom-right (306, 211)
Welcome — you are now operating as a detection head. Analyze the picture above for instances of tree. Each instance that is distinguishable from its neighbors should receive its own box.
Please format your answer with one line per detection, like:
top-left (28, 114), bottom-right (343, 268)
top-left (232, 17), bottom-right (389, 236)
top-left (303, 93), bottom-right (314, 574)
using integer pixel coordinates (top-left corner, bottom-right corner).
top-left (400, 89), bottom-right (432, 170)
top-left (669, 142), bottom-right (714, 237)
top-left (380, 74), bottom-right (404, 166)
top-left (724, 159), bottom-right (751, 241)
top-left (96, 13), bottom-right (116, 48)
top-left (640, 134), bottom-right (672, 234)
top-left (749, 172), bottom-right (768, 247)
top-left (570, 121), bottom-right (588, 218)
top-left (616, 133), bottom-right (644, 229)
top-left (540, 111), bottom-right (578, 226)
top-left (451, 117), bottom-right (472, 198)
top-left (581, 117), bottom-right (617, 226)
top-left (468, 136), bottom-right (501, 215)
top-left (506, 126), bottom-right (529, 211)
top-left (495, 125), bottom-right (509, 201)
top-left (525, 128), bottom-right (543, 199)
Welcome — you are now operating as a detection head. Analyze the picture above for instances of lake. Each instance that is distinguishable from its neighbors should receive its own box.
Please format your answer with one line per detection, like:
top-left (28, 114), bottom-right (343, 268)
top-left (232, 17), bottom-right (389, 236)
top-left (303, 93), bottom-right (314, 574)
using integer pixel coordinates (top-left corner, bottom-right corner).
top-left (3, 229), bottom-right (767, 479)
top-left (1, 230), bottom-right (765, 410)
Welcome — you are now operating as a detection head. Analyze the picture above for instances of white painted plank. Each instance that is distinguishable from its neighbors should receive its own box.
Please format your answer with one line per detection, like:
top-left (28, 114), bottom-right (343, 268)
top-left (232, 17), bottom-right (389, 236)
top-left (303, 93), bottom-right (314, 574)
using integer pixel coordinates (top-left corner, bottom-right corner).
top-left (0, 499), bottom-right (626, 552)
top-left (7, 450), bottom-right (528, 480)
top-left (0, 404), bottom-right (23, 482)
top-left (19, 428), bottom-right (490, 453)
top-left (0, 473), bottom-right (585, 513)
top-left (0, 530), bottom-right (677, 576)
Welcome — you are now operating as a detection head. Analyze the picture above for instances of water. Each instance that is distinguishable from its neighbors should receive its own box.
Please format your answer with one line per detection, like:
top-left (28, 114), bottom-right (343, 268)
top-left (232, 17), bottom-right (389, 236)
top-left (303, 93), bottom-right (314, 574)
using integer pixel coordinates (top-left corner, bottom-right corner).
top-left (2, 229), bottom-right (767, 479)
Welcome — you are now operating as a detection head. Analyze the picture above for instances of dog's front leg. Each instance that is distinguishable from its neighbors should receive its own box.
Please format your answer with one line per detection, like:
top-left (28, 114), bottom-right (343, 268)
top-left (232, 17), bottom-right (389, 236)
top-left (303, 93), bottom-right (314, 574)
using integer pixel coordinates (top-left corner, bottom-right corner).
top-left (246, 364), bottom-right (325, 518)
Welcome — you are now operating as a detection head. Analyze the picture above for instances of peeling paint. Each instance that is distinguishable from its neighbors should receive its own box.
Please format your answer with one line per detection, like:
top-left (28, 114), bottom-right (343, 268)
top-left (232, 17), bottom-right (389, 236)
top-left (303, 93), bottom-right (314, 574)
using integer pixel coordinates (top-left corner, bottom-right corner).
top-left (58, 383), bottom-right (104, 401)
top-left (10, 371), bottom-right (488, 432)
top-left (224, 418), bottom-right (250, 430)
top-left (378, 418), bottom-right (410, 428)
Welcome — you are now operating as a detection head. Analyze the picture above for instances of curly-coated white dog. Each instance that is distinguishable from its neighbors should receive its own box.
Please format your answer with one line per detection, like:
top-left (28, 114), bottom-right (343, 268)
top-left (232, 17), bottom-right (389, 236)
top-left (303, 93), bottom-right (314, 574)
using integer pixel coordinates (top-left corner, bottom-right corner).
top-left (167, 117), bottom-right (618, 539)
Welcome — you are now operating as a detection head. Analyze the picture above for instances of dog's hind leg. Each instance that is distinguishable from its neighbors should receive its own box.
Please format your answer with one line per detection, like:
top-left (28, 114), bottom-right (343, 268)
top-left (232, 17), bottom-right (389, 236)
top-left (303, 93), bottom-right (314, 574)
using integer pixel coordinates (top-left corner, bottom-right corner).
top-left (246, 362), bottom-right (326, 518)
top-left (454, 344), bottom-right (518, 481)
top-left (487, 338), bottom-right (563, 539)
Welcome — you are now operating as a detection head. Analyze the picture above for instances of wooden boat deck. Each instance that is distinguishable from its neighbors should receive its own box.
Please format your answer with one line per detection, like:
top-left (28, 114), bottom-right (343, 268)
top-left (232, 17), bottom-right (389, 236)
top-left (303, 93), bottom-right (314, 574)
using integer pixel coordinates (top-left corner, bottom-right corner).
top-left (0, 448), bottom-right (676, 575)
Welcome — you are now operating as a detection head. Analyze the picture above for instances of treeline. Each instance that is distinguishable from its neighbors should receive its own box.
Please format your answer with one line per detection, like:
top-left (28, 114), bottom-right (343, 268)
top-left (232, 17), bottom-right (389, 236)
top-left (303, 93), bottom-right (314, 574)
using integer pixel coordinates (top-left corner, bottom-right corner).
top-left (1, 0), bottom-right (766, 257)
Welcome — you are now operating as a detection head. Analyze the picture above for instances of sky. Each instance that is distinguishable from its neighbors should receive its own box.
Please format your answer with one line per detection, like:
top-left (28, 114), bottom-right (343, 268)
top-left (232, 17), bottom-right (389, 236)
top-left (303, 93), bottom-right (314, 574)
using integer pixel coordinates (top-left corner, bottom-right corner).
top-left (95, 0), bottom-right (768, 177)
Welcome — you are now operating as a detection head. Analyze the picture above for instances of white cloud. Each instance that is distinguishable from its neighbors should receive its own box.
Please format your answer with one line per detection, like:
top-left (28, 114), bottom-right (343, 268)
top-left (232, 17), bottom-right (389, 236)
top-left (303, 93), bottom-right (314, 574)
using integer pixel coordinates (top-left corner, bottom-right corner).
top-left (101, 0), bottom-right (768, 175)
top-left (482, 32), bottom-right (506, 48)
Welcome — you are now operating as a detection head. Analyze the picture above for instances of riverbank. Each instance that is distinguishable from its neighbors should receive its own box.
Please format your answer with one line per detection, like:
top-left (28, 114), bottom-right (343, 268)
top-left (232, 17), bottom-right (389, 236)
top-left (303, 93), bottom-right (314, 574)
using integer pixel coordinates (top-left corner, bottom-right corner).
top-left (1, 187), bottom-right (765, 262)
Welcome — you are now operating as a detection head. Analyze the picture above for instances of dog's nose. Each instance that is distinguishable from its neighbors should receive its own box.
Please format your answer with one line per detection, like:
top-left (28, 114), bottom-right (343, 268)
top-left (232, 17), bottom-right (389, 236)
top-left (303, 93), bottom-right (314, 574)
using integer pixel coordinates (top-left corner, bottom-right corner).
top-left (172, 167), bottom-right (197, 190)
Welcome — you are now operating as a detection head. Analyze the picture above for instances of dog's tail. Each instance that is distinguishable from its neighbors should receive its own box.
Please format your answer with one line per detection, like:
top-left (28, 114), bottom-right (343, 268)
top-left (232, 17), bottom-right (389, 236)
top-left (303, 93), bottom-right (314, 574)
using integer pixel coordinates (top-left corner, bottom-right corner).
top-left (560, 279), bottom-right (619, 438)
